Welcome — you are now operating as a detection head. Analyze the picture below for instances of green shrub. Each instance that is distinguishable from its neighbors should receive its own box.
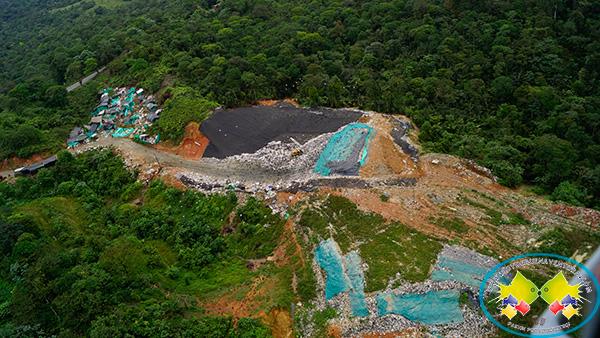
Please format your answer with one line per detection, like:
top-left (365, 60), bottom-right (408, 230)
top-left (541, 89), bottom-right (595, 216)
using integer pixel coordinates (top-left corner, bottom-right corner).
top-left (551, 181), bottom-right (586, 207)
top-left (153, 87), bottom-right (218, 142)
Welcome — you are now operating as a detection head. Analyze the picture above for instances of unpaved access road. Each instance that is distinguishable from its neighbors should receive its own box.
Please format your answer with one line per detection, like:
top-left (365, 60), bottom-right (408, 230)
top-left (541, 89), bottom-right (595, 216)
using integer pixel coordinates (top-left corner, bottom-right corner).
top-left (78, 136), bottom-right (310, 183)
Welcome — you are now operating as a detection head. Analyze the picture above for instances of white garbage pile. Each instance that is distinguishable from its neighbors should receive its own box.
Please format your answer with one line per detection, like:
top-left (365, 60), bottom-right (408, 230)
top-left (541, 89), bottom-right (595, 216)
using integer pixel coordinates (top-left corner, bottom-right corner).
top-left (226, 132), bottom-right (334, 174)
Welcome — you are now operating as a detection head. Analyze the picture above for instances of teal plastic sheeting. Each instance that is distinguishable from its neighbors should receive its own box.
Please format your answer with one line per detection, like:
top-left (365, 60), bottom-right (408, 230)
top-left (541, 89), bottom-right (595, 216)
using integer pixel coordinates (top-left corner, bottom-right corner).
top-left (93, 105), bottom-right (108, 115)
top-left (431, 256), bottom-right (490, 288)
top-left (345, 251), bottom-right (369, 317)
top-left (112, 128), bottom-right (135, 138)
top-left (314, 239), bottom-right (349, 300)
top-left (314, 240), bottom-right (369, 317)
top-left (314, 123), bottom-right (374, 176)
top-left (377, 290), bottom-right (464, 325)
top-left (125, 115), bottom-right (140, 125)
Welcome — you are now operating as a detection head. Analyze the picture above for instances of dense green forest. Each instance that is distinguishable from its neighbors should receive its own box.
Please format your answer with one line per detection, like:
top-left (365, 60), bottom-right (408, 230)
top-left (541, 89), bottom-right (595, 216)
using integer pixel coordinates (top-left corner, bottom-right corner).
top-left (1, 0), bottom-right (599, 208)
top-left (0, 150), bottom-right (290, 336)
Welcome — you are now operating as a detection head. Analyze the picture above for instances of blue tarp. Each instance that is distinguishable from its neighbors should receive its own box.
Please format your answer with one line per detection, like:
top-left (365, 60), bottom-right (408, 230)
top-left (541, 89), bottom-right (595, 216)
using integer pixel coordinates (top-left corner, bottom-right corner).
top-left (345, 251), bottom-right (369, 317)
top-left (377, 290), bottom-right (464, 325)
top-left (314, 123), bottom-right (374, 176)
top-left (314, 240), bottom-right (369, 317)
top-left (112, 128), bottom-right (135, 138)
top-left (314, 239), bottom-right (349, 300)
top-left (431, 256), bottom-right (490, 288)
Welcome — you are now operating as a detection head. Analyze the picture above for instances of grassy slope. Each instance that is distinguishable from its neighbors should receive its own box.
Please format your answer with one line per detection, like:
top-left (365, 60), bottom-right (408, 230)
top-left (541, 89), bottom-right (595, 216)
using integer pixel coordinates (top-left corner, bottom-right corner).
top-left (299, 195), bottom-right (442, 293)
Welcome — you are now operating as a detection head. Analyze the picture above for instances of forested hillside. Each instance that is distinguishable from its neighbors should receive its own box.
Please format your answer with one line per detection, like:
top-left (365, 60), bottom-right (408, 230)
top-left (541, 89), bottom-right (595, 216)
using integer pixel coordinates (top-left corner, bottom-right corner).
top-left (0, 150), bottom-right (283, 336)
top-left (1, 0), bottom-right (599, 207)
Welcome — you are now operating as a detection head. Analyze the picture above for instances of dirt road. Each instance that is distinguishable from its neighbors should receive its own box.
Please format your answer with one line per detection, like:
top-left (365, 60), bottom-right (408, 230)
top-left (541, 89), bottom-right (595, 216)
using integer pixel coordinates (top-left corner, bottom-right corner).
top-left (80, 136), bottom-right (308, 183)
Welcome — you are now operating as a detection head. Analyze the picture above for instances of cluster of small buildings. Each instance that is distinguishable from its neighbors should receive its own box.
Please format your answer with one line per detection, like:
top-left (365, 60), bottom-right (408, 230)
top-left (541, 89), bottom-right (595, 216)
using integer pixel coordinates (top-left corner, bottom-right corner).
top-left (67, 87), bottom-right (161, 147)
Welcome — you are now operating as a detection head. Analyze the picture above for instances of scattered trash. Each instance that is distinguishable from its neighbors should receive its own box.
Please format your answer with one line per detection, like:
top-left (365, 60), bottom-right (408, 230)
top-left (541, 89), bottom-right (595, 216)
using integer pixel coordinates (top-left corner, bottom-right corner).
top-left (431, 245), bottom-right (499, 289)
top-left (67, 87), bottom-right (161, 148)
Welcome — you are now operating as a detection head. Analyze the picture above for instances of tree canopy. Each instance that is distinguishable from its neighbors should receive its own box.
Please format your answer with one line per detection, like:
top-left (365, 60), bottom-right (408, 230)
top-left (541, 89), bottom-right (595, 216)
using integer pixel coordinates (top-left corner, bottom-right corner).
top-left (0, 150), bottom-right (278, 336)
top-left (1, 0), bottom-right (598, 207)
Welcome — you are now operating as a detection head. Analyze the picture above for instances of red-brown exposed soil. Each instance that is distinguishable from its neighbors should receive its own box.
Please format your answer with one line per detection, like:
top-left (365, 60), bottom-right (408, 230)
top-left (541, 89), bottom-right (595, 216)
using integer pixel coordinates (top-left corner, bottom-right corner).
top-left (257, 98), bottom-right (300, 107)
top-left (327, 324), bottom-right (343, 338)
top-left (0, 153), bottom-right (47, 171)
top-left (155, 122), bottom-right (209, 160)
top-left (263, 308), bottom-right (293, 338)
top-left (272, 218), bottom-right (306, 268)
top-left (201, 213), bottom-right (301, 337)
top-left (160, 168), bottom-right (188, 190)
top-left (200, 275), bottom-right (269, 320)
top-left (360, 115), bottom-right (420, 178)
top-left (200, 275), bottom-right (293, 337)
top-left (327, 152), bottom-right (529, 256)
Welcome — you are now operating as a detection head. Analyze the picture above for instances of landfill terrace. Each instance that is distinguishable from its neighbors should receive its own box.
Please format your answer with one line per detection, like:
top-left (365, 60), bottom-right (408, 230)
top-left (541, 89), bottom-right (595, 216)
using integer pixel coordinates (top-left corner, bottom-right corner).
top-left (60, 98), bottom-right (600, 337)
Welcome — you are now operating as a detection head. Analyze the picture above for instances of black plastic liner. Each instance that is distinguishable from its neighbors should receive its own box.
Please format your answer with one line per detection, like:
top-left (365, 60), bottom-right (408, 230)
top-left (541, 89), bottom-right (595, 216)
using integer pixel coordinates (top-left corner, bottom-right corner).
top-left (200, 103), bottom-right (362, 159)
top-left (390, 118), bottom-right (419, 162)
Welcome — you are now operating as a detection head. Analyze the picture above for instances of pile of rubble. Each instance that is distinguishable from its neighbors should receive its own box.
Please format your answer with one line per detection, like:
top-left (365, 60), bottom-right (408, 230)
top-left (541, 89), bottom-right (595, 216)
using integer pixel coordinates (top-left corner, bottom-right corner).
top-left (320, 286), bottom-right (495, 338)
top-left (227, 132), bottom-right (333, 174)
top-left (303, 241), bottom-right (499, 337)
top-left (550, 204), bottom-right (600, 226)
top-left (322, 283), bottom-right (496, 338)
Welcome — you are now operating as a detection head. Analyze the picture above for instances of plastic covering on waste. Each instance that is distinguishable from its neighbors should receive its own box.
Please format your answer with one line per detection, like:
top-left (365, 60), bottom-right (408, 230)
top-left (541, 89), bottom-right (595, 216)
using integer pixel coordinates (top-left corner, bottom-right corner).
top-left (314, 123), bottom-right (374, 176)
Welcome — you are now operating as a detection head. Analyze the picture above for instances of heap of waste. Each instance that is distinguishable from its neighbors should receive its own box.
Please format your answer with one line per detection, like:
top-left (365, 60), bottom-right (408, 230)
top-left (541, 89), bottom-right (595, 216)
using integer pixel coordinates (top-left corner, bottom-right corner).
top-left (67, 87), bottom-right (161, 148)
top-left (312, 240), bottom-right (500, 328)
top-left (431, 245), bottom-right (499, 289)
top-left (314, 123), bottom-right (374, 176)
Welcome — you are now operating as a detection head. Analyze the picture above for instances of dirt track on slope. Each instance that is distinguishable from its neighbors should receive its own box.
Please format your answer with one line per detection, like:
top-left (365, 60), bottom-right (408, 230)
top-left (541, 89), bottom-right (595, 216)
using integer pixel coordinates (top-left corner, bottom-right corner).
top-left (80, 136), bottom-right (295, 183)
top-left (78, 110), bottom-right (598, 256)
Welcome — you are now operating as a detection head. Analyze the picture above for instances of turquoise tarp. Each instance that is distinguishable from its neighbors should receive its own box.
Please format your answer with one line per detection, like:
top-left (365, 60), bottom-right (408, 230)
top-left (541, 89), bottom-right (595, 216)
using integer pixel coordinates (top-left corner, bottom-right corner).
top-left (431, 256), bottom-right (490, 288)
top-left (112, 128), bottom-right (135, 138)
top-left (93, 105), bottom-right (108, 115)
top-left (314, 123), bottom-right (374, 176)
top-left (314, 239), bottom-right (369, 317)
top-left (377, 290), bottom-right (464, 325)
top-left (314, 239), bottom-right (349, 300)
top-left (345, 251), bottom-right (369, 317)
